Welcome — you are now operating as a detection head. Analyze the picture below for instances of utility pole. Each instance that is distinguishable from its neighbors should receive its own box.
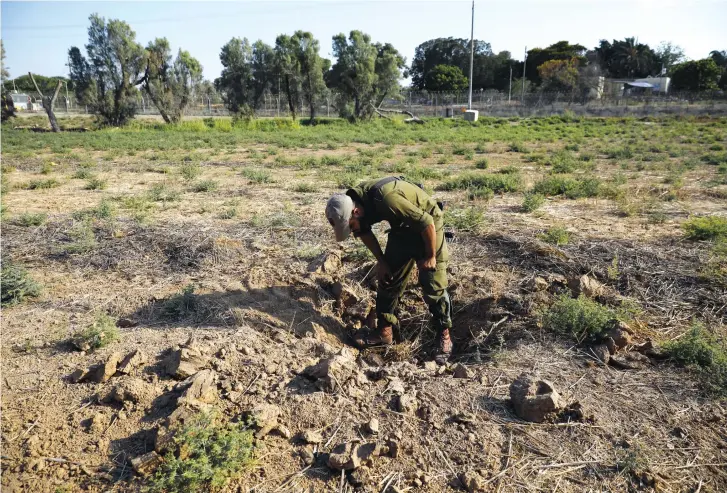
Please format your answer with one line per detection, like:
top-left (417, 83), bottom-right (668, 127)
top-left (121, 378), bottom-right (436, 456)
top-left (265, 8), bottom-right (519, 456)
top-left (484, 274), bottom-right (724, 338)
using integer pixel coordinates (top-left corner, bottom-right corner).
top-left (508, 66), bottom-right (512, 103)
top-left (467, 0), bottom-right (474, 110)
top-left (521, 46), bottom-right (527, 103)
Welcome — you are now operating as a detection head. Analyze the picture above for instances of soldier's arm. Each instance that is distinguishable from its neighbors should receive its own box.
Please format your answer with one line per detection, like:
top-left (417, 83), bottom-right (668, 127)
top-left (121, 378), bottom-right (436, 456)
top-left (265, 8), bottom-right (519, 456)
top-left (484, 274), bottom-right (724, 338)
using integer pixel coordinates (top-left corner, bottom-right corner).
top-left (383, 193), bottom-right (434, 232)
top-left (358, 232), bottom-right (385, 262)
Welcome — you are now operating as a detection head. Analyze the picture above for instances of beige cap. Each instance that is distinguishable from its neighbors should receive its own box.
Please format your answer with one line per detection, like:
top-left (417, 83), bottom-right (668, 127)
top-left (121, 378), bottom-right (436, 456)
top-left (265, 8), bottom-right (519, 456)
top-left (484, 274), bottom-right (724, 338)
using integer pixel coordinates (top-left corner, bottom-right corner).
top-left (325, 193), bottom-right (354, 242)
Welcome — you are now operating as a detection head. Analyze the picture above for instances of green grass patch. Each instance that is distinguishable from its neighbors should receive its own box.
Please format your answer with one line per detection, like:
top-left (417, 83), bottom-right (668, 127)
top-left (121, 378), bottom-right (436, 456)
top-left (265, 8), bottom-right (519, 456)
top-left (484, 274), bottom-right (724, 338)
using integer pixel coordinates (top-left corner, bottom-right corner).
top-left (293, 182), bottom-right (318, 193)
top-left (682, 216), bottom-right (727, 241)
top-left (13, 212), bottom-right (48, 227)
top-left (70, 314), bottom-right (119, 352)
top-left (445, 207), bottom-right (486, 232)
top-left (241, 169), bottom-right (273, 184)
top-left (438, 173), bottom-right (522, 193)
top-left (664, 322), bottom-right (727, 395)
top-left (468, 187), bottom-right (494, 202)
top-left (148, 183), bottom-right (182, 202)
top-left (539, 226), bottom-right (570, 245)
top-left (542, 294), bottom-right (616, 342)
top-left (532, 176), bottom-right (602, 199)
top-left (192, 180), bottom-right (219, 193)
top-left (521, 192), bottom-right (545, 213)
top-left (61, 221), bottom-right (98, 254)
top-left (1, 259), bottom-right (41, 307)
top-left (508, 141), bottom-right (529, 153)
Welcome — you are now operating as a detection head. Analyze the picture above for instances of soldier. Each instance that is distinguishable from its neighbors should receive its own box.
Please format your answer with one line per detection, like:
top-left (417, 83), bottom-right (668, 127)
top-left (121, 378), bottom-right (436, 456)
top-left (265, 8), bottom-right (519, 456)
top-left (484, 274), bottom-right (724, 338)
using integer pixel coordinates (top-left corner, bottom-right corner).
top-left (325, 176), bottom-right (453, 364)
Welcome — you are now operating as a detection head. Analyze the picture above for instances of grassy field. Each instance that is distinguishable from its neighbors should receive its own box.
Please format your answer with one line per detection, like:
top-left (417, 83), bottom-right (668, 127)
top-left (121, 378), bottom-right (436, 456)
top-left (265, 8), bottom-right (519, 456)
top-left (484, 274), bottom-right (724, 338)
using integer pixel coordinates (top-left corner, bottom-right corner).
top-left (1, 114), bottom-right (726, 492)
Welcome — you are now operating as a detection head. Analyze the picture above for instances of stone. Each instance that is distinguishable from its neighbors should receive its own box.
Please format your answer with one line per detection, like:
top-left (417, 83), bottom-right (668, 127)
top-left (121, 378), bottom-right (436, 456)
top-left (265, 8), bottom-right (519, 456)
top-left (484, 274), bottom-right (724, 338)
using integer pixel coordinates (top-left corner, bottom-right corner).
top-left (344, 299), bottom-right (372, 320)
top-left (272, 424), bottom-right (292, 439)
top-left (298, 430), bottom-right (324, 444)
top-left (348, 467), bottom-right (370, 487)
top-left (634, 340), bottom-right (667, 360)
top-left (591, 344), bottom-right (610, 365)
top-left (69, 368), bottom-right (89, 383)
top-left (422, 361), bottom-right (438, 371)
top-left (452, 363), bottom-right (471, 379)
top-left (88, 352), bottom-right (123, 383)
top-left (606, 321), bottom-right (633, 349)
top-left (109, 377), bottom-right (152, 404)
top-left (396, 394), bottom-right (418, 414)
top-left (299, 447), bottom-right (315, 466)
top-left (303, 350), bottom-right (357, 393)
top-left (509, 373), bottom-right (563, 423)
top-left (116, 318), bottom-right (137, 328)
top-left (364, 418), bottom-right (379, 435)
top-left (610, 352), bottom-right (648, 370)
top-left (155, 428), bottom-right (176, 454)
top-left (165, 345), bottom-right (208, 380)
top-left (117, 350), bottom-right (147, 374)
top-left (568, 275), bottom-right (606, 298)
top-left (460, 471), bottom-right (486, 492)
top-left (177, 369), bottom-right (217, 407)
top-left (242, 403), bottom-right (281, 439)
top-left (308, 251), bottom-right (341, 274)
top-left (386, 377), bottom-right (406, 395)
top-left (166, 405), bottom-right (195, 429)
top-left (387, 439), bottom-right (400, 458)
top-left (332, 281), bottom-right (360, 308)
top-left (131, 451), bottom-right (163, 477)
top-left (605, 337), bottom-right (617, 355)
top-left (327, 442), bottom-right (382, 470)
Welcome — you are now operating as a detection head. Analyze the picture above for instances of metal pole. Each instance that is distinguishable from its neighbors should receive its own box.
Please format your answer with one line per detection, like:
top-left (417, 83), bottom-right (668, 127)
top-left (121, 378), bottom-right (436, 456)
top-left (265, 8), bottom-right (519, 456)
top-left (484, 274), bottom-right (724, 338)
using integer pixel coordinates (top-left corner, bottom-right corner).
top-left (508, 66), bottom-right (512, 103)
top-left (521, 46), bottom-right (527, 103)
top-left (467, 0), bottom-right (474, 110)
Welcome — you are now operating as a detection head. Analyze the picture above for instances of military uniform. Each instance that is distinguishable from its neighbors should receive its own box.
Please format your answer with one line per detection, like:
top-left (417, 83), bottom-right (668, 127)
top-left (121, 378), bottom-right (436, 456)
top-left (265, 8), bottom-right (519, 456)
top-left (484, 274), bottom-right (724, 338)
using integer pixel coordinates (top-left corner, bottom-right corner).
top-left (346, 178), bottom-right (452, 332)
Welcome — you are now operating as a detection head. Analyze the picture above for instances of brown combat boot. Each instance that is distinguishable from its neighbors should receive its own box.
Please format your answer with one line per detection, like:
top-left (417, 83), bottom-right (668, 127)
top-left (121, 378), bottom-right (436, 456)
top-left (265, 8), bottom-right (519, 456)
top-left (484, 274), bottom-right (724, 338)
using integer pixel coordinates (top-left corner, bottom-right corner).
top-left (353, 325), bottom-right (394, 349)
top-left (433, 328), bottom-right (453, 365)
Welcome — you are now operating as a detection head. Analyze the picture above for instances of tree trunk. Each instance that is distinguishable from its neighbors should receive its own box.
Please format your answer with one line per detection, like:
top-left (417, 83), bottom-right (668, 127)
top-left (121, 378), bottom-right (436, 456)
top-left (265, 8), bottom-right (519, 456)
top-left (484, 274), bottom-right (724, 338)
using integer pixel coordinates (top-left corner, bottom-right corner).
top-left (284, 75), bottom-right (296, 120)
top-left (306, 72), bottom-right (315, 123)
top-left (29, 73), bottom-right (62, 132)
top-left (144, 86), bottom-right (172, 124)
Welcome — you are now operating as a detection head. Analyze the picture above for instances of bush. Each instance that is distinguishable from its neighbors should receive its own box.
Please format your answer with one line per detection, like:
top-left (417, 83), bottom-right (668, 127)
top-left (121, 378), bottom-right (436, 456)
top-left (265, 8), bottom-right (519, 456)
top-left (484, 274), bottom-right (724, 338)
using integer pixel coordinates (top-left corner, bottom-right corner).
top-left (605, 146), bottom-right (634, 159)
top-left (241, 169), bottom-right (273, 184)
top-left (147, 410), bottom-right (254, 493)
top-left (682, 216), bottom-right (727, 241)
top-left (474, 158), bottom-right (489, 170)
top-left (468, 187), bottom-right (494, 201)
top-left (539, 226), bottom-right (570, 245)
top-left (84, 177), bottom-right (108, 190)
top-left (521, 192), bottom-right (545, 213)
top-left (542, 294), bottom-right (616, 341)
top-left (438, 173), bottom-right (522, 193)
top-left (532, 176), bottom-right (602, 199)
top-left (180, 162), bottom-right (203, 181)
top-left (445, 207), bottom-right (486, 232)
top-left (294, 182), bottom-right (318, 193)
top-left (13, 212), bottom-right (47, 227)
top-left (192, 180), bottom-right (219, 193)
top-left (664, 322), bottom-right (727, 395)
top-left (548, 151), bottom-right (578, 174)
top-left (70, 314), bottom-right (119, 351)
top-left (73, 169), bottom-right (95, 180)
top-left (337, 173), bottom-right (363, 189)
top-left (148, 183), bottom-right (181, 202)
top-left (1, 260), bottom-right (41, 307)
top-left (24, 178), bottom-right (59, 190)
top-left (508, 141), bottom-right (528, 153)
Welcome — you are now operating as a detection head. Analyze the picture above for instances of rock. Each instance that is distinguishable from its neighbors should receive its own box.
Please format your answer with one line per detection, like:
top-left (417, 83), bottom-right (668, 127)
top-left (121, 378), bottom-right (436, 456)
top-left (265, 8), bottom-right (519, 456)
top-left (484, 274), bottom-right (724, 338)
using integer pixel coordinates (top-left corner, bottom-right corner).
top-left (568, 275), bottom-right (605, 298)
top-left (386, 377), bottom-right (406, 395)
top-left (509, 373), bottom-right (563, 423)
top-left (604, 337), bottom-right (617, 355)
top-left (606, 320), bottom-right (632, 349)
top-left (452, 363), bottom-right (471, 379)
top-left (344, 299), bottom-right (372, 320)
top-left (89, 412), bottom-right (110, 434)
top-left (332, 281), bottom-right (360, 308)
top-left (69, 367), bottom-right (89, 383)
top-left (166, 405), bottom-right (195, 429)
top-left (131, 451), bottom-right (163, 477)
top-left (308, 251), bottom-right (341, 274)
top-left (109, 377), bottom-right (152, 404)
top-left (591, 344), bottom-right (610, 365)
top-left (348, 467), bottom-right (370, 487)
top-left (165, 344), bottom-right (208, 380)
top-left (460, 471), bottom-right (486, 492)
top-left (303, 349), bottom-right (357, 393)
top-left (177, 369), bottom-right (217, 407)
top-left (610, 352), bottom-right (648, 370)
top-left (299, 447), bottom-right (315, 466)
top-left (242, 403), bottom-right (281, 439)
top-left (364, 418), bottom-right (379, 435)
top-left (116, 318), bottom-right (137, 328)
top-left (298, 430), bottom-right (324, 445)
top-left (528, 276), bottom-right (549, 292)
top-left (396, 394), bottom-right (418, 414)
top-left (422, 361), bottom-right (438, 371)
top-left (272, 424), bottom-right (292, 439)
top-left (117, 350), bottom-right (147, 374)
top-left (634, 339), bottom-right (667, 360)
top-left (89, 352), bottom-right (124, 383)
top-left (327, 442), bottom-right (382, 470)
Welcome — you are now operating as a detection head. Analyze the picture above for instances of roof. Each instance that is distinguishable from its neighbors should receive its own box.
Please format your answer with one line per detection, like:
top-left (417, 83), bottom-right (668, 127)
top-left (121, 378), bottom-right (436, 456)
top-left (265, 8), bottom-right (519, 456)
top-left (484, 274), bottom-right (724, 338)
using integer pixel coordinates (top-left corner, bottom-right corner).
top-left (625, 82), bottom-right (654, 88)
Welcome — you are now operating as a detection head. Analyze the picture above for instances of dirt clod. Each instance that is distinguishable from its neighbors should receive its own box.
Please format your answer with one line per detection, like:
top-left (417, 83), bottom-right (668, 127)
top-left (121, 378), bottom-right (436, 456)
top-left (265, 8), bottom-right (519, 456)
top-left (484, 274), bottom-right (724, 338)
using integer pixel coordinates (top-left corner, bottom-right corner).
top-left (591, 344), bottom-right (610, 364)
top-left (568, 274), bottom-right (605, 298)
top-left (108, 376), bottom-right (153, 404)
top-left (298, 430), bottom-right (324, 444)
top-left (177, 369), bottom-right (217, 407)
top-left (242, 403), bottom-right (281, 439)
top-left (303, 348), bottom-right (357, 392)
top-left (116, 349), bottom-right (147, 374)
top-left (396, 393), bottom-right (418, 414)
top-left (364, 418), bottom-right (379, 435)
top-left (460, 470), bottom-right (486, 492)
top-left (89, 352), bottom-right (123, 383)
top-left (165, 343), bottom-right (209, 380)
top-left (327, 442), bottom-right (382, 470)
top-left (607, 321), bottom-right (632, 349)
top-left (509, 373), bottom-right (563, 423)
top-left (131, 451), bottom-right (163, 477)
top-left (453, 363), bottom-right (472, 379)
top-left (308, 251), bottom-right (341, 274)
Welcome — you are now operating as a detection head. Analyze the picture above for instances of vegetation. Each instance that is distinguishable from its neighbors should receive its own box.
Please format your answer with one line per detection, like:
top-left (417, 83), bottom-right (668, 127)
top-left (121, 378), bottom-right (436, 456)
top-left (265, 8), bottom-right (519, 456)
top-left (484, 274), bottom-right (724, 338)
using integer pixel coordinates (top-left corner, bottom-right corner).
top-left (84, 177), bottom-right (108, 190)
top-left (70, 314), bottom-right (119, 351)
top-left (521, 192), bottom-right (545, 213)
top-left (445, 207), bottom-right (486, 232)
top-left (192, 180), bottom-right (219, 193)
top-left (439, 172), bottom-right (522, 193)
top-left (13, 212), bottom-right (48, 227)
top-left (664, 322), bottom-right (727, 395)
top-left (542, 294), bottom-right (616, 341)
top-left (532, 176), bottom-right (602, 199)
top-left (539, 226), bottom-right (570, 245)
top-left (682, 216), bottom-right (727, 241)
top-left (1, 259), bottom-right (41, 307)
top-left (241, 169), bottom-right (273, 184)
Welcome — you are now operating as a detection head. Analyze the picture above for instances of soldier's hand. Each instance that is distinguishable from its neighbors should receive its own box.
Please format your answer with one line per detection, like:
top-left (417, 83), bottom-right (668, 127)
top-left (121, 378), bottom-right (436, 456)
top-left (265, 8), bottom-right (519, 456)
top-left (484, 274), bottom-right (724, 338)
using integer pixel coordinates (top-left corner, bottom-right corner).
top-left (377, 260), bottom-right (393, 285)
top-left (418, 256), bottom-right (437, 272)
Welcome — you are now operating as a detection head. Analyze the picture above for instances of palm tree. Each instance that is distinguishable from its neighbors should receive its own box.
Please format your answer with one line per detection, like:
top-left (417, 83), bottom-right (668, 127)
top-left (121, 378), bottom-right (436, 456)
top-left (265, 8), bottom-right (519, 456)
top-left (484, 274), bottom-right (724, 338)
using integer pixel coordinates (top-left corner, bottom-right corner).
top-left (614, 38), bottom-right (651, 78)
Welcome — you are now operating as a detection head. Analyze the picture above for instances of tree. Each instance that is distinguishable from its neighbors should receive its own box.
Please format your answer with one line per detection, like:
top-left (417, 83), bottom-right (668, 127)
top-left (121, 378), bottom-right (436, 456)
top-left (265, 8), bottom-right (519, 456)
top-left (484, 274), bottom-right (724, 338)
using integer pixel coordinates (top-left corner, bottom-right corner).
top-left (1, 40), bottom-right (16, 121)
top-left (274, 34), bottom-right (301, 120)
top-left (291, 31), bottom-right (326, 122)
top-left (28, 72), bottom-right (62, 132)
top-left (138, 38), bottom-right (203, 124)
top-left (525, 41), bottom-right (587, 84)
top-left (594, 38), bottom-right (657, 78)
top-left (327, 31), bottom-right (406, 120)
top-left (655, 42), bottom-right (685, 73)
top-left (68, 14), bottom-right (145, 126)
top-left (215, 37), bottom-right (255, 116)
top-left (709, 50), bottom-right (727, 90)
top-left (424, 64), bottom-right (468, 92)
top-left (250, 41), bottom-right (275, 110)
top-left (537, 58), bottom-right (580, 93)
top-left (670, 58), bottom-right (722, 91)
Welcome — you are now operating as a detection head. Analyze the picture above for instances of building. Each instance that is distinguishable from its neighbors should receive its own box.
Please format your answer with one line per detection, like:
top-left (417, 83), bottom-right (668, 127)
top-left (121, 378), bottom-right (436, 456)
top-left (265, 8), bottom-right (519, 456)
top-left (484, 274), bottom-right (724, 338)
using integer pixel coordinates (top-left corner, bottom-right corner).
top-left (10, 93), bottom-right (31, 111)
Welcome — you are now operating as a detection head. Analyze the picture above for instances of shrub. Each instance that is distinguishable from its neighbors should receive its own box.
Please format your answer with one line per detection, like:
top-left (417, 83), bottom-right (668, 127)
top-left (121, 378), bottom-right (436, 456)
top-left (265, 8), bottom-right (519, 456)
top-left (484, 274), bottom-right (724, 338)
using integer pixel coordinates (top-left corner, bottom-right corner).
top-left (13, 212), bottom-right (47, 227)
top-left (70, 314), bottom-right (119, 351)
top-left (548, 151), bottom-right (578, 174)
top-left (605, 146), bottom-right (634, 159)
top-left (682, 216), bottom-right (727, 241)
top-left (192, 180), bottom-right (219, 193)
top-left (539, 226), bottom-right (570, 245)
top-left (521, 192), bottom-right (545, 213)
top-left (542, 294), bottom-right (616, 341)
top-left (452, 145), bottom-right (467, 155)
top-left (40, 161), bottom-right (54, 174)
top-left (474, 158), bottom-right (489, 170)
top-left (24, 178), bottom-right (59, 190)
top-left (445, 207), bottom-right (486, 232)
top-left (62, 221), bottom-right (98, 254)
top-left (147, 410), bottom-right (254, 493)
top-left (438, 173), bottom-right (522, 193)
top-left (219, 207), bottom-right (238, 219)
top-left (294, 182), bottom-right (318, 193)
top-left (497, 166), bottom-right (519, 175)
top-left (468, 187), bottom-right (494, 202)
top-left (164, 284), bottom-right (199, 319)
top-left (532, 176), bottom-right (602, 199)
top-left (180, 162), bottom-right (203, 181)
top-left (1, 260), bottom-right (41, 307)
top-left (337, 173), bottom-right (363, 189)
top-left (148, 183), bottom-right (181, 202)
top-left (664, 322), bottom-right (727, 395)
top-left (84, 177), bottom-right (108, 190)
top-left (241, 169), bottom-right (273, 184)
top-left (73, 169), bottom-right (94, 180)
top-left (508, 141), bottom-right (528, 153)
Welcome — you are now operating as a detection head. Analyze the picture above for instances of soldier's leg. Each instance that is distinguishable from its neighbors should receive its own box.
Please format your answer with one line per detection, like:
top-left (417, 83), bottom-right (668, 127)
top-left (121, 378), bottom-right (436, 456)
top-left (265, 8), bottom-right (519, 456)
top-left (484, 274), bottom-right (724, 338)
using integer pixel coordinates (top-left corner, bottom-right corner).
top-left (418, 227), bottom-right (453, 363)
top-left (376, 231), bottom-right (416, 331)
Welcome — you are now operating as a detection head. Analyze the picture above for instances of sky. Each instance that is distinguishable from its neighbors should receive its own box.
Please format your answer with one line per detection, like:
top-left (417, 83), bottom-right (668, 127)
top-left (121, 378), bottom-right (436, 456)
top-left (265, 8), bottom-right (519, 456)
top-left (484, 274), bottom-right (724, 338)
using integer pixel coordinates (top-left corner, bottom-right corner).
top-left (2, 0), bottom-right (726, 83)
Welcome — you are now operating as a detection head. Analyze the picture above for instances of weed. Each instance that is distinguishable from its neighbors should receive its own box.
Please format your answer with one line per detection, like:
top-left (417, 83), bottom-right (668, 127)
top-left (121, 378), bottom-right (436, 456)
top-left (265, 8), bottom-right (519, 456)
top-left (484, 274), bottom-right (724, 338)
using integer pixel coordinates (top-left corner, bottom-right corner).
top-left (1, 259), bottom-right (41, 307)
top-left (579, 152), bottom-right (595, 162)
top-left (242, 169), bottom-right (273, 184)
top-left (147, 409), bottom-right (254, 493)
top-left (463, 149), bottom-right (475, 160)
top-left (468, 187), bottom-right (494, 202)
top-left (70, 314), bottom-right (119, 351)
top-left (74, 199), bottom-right (116, 221)
top-left (344, 242), bottom-right (375, 262)
top-left (605, 146), bottom-right (634, 159)
top-left (40, 161), bottom-right (54, 174)
top-left (73, 169), bottom-right (95, 180)
top-left (539, 226), bottom-right (570, 245)
top-left (192, 180), bottom-right (219, 193)
top-left (148, 183), bottom-right (181, 202)
top-left (164, 284), bottom-right (199, 319)
top-left (439, 173), bottom-right (522, 193)
top-left (521, 192), bottom-right (545, 213)
top-left (664, 322), bottom-right (727, 395)
top-left (13, 212), bottom-right (48, 227)
top-left (509, 141), bottom-right (528, 153)
top-left (61, 221), bottom-right (98, 254)
top-left (607, 255), bottom-right (620, 281)
top-left (321, 155), bottom-right (343, 166)
top-left (293, 182), bottom-right (318, 193)
top-left (452, 145), bottom-right (467, 155)
top-left (445, 207), bottom-right (486, 232)
top-left (84, 177), bottom-right (108, 190)
top-left (532, 176), bottom-right (602, 199)
top-left (337, 173), bottom-right (363, 189)
top-left (219, 208), bottom-right (238, 219)
top-left (296, 245), bottom-right (325, 260)
top-left (542, 294), bottom-right (616, 341)
top-left (180, 162), bottom-right (203, 181)
top-left (497, 166), bottom-right (519, 175)
top-left (474, 158), bottom-right (489, 170)
top-left (549, 150), bottom-right (579, 174)
top-left (683, 216), bottom-right (727, 241)
top-left (23, 178), bottom-right (59, 190)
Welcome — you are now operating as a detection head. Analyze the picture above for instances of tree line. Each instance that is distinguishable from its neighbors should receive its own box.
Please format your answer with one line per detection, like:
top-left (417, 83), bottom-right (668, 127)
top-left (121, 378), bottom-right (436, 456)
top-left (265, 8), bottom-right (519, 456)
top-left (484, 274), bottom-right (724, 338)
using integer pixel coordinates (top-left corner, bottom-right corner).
top-left (2, 14), bottom-right (726, 127)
